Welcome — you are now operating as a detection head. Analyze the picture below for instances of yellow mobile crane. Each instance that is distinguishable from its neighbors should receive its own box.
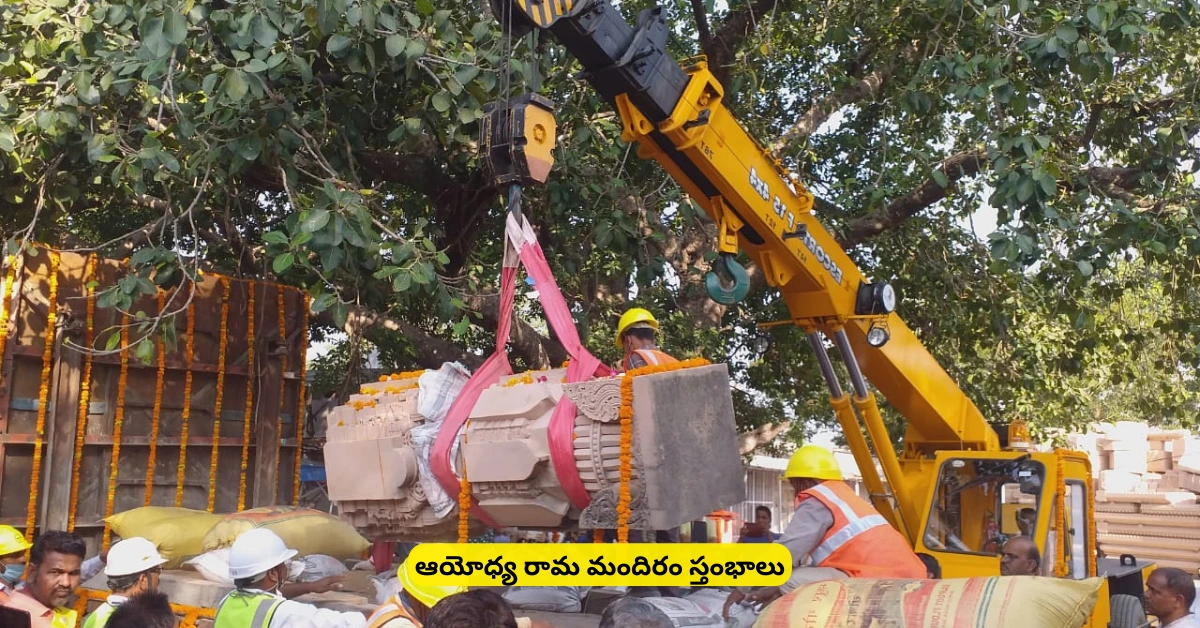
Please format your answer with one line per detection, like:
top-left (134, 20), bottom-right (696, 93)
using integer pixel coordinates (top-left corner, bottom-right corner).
top-left (477, 0), bottom-right (1157, 624)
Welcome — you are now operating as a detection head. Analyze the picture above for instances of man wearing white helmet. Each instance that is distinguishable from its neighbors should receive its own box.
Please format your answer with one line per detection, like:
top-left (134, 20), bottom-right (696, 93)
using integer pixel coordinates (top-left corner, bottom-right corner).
top-left (214, 528), bottom-right (367, 628)
top-left (82, 537), bottom-right (169, 628)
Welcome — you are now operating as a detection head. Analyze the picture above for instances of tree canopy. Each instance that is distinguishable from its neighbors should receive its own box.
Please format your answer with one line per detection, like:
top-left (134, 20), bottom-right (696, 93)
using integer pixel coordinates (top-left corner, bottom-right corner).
top-left (2, 0), bottom-right (1198, 450)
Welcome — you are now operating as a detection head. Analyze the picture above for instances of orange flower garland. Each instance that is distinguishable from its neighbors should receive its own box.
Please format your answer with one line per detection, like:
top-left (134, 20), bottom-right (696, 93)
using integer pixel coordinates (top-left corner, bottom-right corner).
top-left (1084, 467), bottom-right (1096, 576)
top-left (207, 278), bottom-right (230, 513)
top-left (73, 589), bottom-right (214, 628)
top-left (24, 250), bottom-right (59, 541)
top-left (175, 297), bottom-right (196, 507)
top-left (457, 465), bottom-right (472, 543)
top-left (615, 358), bottom-right (711, 543)
top-left (1053, 450), bottom-right (1067, 578)
top-left (144, 291), bottom-right (167, 506)
top-left (237, 280), bottom-right (256, 511)
top-left (102, 317), bottom-right (131, 550)
top-left (276, 287), bottom-right (288, 481)
top-left (292, 292), bottom-right (310, 507)
top-left (379, 370), bottom-right (426, 382)
top-left (593, 529), bottom-right (605, 543)
top-left (0, 255), bottom-right (16, 381)
top-left (67, 255), bottom-right (98, 531)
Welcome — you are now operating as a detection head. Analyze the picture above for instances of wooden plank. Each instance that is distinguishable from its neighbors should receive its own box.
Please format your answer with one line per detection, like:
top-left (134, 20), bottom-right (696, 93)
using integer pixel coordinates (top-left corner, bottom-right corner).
top-left (43, 327), bottom-right (82, 532)
top-left (1098, 522), bottom-right (1200, 539)
top-left (1098, 544), bottom-right (1200, 563)
top-left (252, 321), bottom-right (282, 508)
top-left (1095, 512), bottom-right (1200, 527)
top-left (1097, 533), bottom-right (1200, 552)
top-left (1097, 491), bottom-right (1198, 505)
top-left (1095, 502), bottom-right (1138, 514)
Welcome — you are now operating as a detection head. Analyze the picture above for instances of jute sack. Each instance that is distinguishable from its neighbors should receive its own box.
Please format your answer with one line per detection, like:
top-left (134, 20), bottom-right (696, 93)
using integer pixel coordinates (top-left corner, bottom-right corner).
top-left (106, 507), bottom-right (223, 569)
top-left (201, 506), bottom-right (369, 560)
top-left (754, 576), bottom-right (1102, 628)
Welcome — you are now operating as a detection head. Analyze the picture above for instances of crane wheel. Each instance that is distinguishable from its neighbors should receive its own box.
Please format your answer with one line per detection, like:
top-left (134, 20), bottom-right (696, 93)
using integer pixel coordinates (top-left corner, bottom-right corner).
top-left (705, 255), bottom-right (750, 305)
top-left (1107, 594), bottom-right (1150, 628)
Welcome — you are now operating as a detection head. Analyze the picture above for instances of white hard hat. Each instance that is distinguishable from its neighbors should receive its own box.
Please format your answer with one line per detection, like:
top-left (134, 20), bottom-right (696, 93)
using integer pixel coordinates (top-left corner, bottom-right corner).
top-left (105, 537), bottom-right (168, 577)
top-left (227, 529), bottom-right (298, 580)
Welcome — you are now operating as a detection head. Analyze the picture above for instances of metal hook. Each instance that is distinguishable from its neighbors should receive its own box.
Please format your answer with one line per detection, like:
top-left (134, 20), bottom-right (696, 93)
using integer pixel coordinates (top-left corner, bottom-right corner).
top-left (704, 254), bottom-right (750, 305)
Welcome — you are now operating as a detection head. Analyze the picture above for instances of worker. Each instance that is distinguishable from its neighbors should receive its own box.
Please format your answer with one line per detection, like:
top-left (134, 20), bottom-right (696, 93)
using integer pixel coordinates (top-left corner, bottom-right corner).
top-left (213, 528), bottom-right (367, 628)
top-left (0, 525), bottom-right (32, 603)
top-left (423, 590), bottom-right (555, 628)
top-left (1, 531), bottom-right (86, 628)
top-left (916, 553), bottom-right (941, 579)
top-left (616, 308), bottom-right (677, 371)
top-left (998, 536), bottom-right (1040, 576)
top-left (1016, 507), bottom-right (1036, 537)
top-left (365, 561), bottom-right (465, 628)
top-left (105, 591), bottom-right (177, 628)
top-left (723, 444), bottom-right (925, 612)
top-left (1144, 567), bottom-right (1199, 628)
top-left (599, 597), bottom-right (673, 628)
top-left (738, 506), bottom-right (780, 543)
top-left (83, 537), bottom-right (168, 628)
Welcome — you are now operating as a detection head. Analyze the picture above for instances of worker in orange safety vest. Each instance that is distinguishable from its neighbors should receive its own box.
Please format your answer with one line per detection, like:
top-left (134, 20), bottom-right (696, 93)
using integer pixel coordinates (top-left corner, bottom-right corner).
top-left (723, 444), bottom-right (926, 616)
top-left (365, 561), bottom-right (464, 628)
top-left (616, 308), bottom-right (677, 372)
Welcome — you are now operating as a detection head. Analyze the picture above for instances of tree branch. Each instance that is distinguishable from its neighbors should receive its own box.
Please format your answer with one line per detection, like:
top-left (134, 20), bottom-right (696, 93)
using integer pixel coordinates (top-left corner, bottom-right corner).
top-left (739, 421), bottom-right (791, 454)
top-left (461, 291), bottom-right (570, 368)
top-left (770, 44), bottom-right (917, 152)
top-left (839, 149), bottom-right (987, 248)
top-left (318, 305), bottom-right (485, 370)
top-left (708, 0), bottom-right (792, 86)
top-left (689, 0), bottom-right (717, 63)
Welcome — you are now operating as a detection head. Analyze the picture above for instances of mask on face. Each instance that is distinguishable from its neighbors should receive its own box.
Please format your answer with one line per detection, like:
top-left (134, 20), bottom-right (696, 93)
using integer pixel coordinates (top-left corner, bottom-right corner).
top-left (1, 563), bottom-right (23, 585)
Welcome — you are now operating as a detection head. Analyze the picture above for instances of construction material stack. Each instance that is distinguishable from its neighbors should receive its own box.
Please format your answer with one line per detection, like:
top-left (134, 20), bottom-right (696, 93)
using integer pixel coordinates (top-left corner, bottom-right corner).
top-left (1069, 422), bottom-right (1200, 574)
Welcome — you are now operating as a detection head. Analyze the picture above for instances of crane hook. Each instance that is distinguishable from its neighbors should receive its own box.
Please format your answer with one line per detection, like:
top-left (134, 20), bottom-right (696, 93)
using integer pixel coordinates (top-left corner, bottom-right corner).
top-left (705, 254), bottom-right (750, 305)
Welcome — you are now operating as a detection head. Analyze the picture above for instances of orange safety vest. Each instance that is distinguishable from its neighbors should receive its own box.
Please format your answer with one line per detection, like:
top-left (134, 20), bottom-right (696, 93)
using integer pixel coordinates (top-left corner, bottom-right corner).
top-left (366, 595), bottom-right (422, 628)
top-left (623, 349), bottom-right (677, 372)
top-left (800, 480), bottom-right (926, 579)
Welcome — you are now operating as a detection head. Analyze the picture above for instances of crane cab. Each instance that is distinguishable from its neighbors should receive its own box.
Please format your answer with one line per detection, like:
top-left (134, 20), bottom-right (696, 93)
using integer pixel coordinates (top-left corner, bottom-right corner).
top-left (912, 449), bottom-right (1156, 627)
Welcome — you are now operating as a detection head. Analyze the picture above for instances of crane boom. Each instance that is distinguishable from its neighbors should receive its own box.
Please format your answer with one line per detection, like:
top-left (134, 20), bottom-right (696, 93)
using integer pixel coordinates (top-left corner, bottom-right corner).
top-left (490, 0), bottom-right (1001, 539)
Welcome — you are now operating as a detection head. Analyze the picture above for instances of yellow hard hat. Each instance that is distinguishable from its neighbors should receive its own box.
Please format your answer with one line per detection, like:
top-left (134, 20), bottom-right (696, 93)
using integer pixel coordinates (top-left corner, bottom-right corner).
top-left (616, 308), bottom-right (659, 348)
top-left (784, 444), bottom-right (842, 481)
top-left (396, 561), bottom-right (467, 610)
top-left (0, 525), bottom-right (30, 556)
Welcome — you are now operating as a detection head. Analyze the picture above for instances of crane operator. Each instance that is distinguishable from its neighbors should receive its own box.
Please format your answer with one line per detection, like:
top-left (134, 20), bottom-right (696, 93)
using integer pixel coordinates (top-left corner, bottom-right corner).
top-left (725, 444), bottom-right (926, 614)
top-left (616, 308), bottom-right (677, 372)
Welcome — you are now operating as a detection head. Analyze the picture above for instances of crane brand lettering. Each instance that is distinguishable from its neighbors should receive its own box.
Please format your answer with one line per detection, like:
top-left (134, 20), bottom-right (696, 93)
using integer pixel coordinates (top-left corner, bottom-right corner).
top-left (749, 167), bottom-right (844, 286)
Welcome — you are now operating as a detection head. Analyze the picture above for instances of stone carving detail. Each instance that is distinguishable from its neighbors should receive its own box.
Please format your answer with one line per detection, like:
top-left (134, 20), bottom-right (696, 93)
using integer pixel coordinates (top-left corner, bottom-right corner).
top-left (578, 482), bottom-right (649, 530)
top-left (564, 379), bottom-right (622, 424)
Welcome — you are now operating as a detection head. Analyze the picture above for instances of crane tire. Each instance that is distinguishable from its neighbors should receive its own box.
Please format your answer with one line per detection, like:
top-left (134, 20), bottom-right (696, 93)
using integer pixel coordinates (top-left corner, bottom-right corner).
top-left (1107, 594), bottom-right (1149, 628)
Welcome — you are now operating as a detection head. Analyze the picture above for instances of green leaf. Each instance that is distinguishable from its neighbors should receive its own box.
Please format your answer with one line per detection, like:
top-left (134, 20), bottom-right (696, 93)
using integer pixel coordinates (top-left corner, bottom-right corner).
top-left (295, 56), bottom-right (313, 84)
top-left (1076, 260), bottom-right (1094, 276)
top-left (404, 39), bottom-right (426, 60)
top-left (1086, 5), bottom-right (1105, 29)
top-left (321, 247), bottom-right (343, 270)
top-left (0, 125), bottom-right (13, 152)
top-left (267, 52), bottom-right (288, 69)
top-left (385, 34), bottom-right (407, 58)
top-left (225, 70), bottom-right (249, 101)
top-left (135, 339), bottom-right (156, 364)
top-left (105, 330), bottom-right (123, 351)
top-left (1016, 178), bottom-right (1034, 203)
top-left (1055, 24), bottom-right (1078, 44)
top-left (330, 300), bottom-right (348, 329)
top-left (416, 0), bottom-right (434, 16)
top-left (931, 169), bottom-right (949, 188)
top-left (302, 208), bottom-right (331, 232)
top-left (431, 91), bottom-right (452, 112)
top-left (262, 231), bottom-right (289, 246)
top-left (327, 34), bottom-right (352, 54)
top-left (404, 11), bottom-right (421, 29)
top-left (253, 15), bottom-right (279, 48)
top-left (393, 272), bottom-right (412, 292)
top-left (245, 59), bottom-right (268, 73)
top-left (273, 252), bottom-right (296, 274)
top-left (164, 11), bottom-right (188, 46)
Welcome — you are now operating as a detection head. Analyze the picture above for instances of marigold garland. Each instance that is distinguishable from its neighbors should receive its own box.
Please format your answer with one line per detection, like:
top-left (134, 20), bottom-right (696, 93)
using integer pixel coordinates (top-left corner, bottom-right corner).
top-left (73, 589), bottom-right (214, 628)
top-left (1084, 468), bottom-right (1096, 577)
top-left (0, 255), bottom-right (16, 384)
top-left (237, 280), bottom-right (256, 512)
top-left (143, 291), bottom-right (167, 506)
top-left (1054, 449), bottom-right (1068, 578)
top-left (379, 369), bottom-right (426, 382)
top-left (207, 278), bottom-right (231, 513)
top-left (102, 317), bottom-right (131, 550)
top-left (175, 297), bottom-right (196, 507)
top-left (457, 422), bottom-right (473, 543)
top-left (593, 529), bottom-right (605, 543)
top-left (67, 255), bottom-right (98, 532)
top-left (292, 292), bottom-right (310, 507)
top-left (275, 286), bottom-right (288, 505)
top-left (24, 251), bottom-right (59, 542)
top-left (615, 358), bottom-right (711, 543)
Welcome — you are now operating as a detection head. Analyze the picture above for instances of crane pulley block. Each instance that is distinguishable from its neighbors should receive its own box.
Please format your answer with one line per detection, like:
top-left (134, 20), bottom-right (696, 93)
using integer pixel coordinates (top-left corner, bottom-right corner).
top-left (480, 94), bottom-right (557, 187)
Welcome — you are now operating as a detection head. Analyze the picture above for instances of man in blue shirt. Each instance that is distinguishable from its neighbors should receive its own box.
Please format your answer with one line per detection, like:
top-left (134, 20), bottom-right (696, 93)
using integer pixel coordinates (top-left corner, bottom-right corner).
top-left (738, 506), bottom-right (780, 543)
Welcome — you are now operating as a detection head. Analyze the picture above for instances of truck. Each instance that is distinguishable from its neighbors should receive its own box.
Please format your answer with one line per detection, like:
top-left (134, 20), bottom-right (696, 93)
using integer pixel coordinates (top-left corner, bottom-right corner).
top-left (468, 0), bottom-right (1157, 624)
